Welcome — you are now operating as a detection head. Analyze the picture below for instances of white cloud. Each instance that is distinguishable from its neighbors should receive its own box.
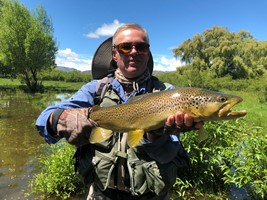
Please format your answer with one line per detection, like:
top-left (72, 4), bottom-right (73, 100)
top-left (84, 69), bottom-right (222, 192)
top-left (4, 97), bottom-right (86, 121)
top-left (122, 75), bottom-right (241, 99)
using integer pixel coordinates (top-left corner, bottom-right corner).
top-left (56, 48), bottom-right (92, 71)
top-left (56, 48), bottom-right (184, 73)
top-left (84, 19), bottom-right (124, 38)
top-left (153, 55), bottom-right (184, 71)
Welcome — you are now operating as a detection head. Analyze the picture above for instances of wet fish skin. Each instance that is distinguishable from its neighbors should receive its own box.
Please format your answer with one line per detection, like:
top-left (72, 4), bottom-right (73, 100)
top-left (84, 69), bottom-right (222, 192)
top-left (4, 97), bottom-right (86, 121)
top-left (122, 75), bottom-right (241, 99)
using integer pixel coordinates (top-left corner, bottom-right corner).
top-left (89, 87), bottom-right (247, 147)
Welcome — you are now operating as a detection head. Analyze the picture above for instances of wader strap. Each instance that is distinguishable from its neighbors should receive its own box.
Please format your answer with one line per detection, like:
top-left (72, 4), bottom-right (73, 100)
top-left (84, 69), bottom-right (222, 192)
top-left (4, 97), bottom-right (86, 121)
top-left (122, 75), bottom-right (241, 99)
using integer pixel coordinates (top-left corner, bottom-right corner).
top-left (94, 74), bottom-right (114, 105)
top-left (117, 132), bottom-right (129, 191)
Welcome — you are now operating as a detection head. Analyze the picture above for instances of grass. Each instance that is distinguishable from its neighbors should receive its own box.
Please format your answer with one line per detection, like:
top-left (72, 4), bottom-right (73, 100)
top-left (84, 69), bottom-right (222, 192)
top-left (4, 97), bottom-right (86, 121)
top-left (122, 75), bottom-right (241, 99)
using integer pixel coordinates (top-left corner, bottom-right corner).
top-left (222, 89), bottom-right (267, 131)
top-left (0, 78), bottom-right (22, 89)
top-left (0, 78), bottom-right (85, 92)
top-left (42, 80), bottom-right (86, 93)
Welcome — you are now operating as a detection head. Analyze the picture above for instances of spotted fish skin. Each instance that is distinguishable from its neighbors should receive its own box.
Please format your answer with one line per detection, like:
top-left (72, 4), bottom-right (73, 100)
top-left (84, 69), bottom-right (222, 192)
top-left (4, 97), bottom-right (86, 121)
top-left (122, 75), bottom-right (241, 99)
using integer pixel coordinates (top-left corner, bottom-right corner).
top-left (89, 87), bottom-right (247, 147)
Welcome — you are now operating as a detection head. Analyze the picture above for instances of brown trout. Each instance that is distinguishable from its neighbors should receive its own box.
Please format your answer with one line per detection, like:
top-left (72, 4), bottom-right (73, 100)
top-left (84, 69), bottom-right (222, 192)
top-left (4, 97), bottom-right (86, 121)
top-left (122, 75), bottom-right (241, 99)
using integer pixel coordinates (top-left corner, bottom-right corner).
top-left (89, 87), bottom-right (247, 147)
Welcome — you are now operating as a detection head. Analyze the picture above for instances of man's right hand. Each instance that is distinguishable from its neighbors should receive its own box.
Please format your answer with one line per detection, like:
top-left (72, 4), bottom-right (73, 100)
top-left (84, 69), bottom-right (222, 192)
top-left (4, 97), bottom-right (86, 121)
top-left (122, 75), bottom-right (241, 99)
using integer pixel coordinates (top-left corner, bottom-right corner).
top-left (49, 108), bottom-right (97, 147)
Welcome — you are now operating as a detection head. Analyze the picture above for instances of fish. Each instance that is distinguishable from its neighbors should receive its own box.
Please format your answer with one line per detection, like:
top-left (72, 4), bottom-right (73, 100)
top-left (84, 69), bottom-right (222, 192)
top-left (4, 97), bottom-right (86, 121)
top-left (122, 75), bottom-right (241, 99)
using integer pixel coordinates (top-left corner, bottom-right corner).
top-left (89, 87), bottom-right (247, 147)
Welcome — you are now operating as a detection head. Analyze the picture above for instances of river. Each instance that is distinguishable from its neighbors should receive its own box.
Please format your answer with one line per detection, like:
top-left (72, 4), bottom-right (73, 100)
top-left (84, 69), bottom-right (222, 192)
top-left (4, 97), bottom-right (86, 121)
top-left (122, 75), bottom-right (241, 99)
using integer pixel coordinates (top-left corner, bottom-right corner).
top-left (0, 90), bottom-right (54, 199)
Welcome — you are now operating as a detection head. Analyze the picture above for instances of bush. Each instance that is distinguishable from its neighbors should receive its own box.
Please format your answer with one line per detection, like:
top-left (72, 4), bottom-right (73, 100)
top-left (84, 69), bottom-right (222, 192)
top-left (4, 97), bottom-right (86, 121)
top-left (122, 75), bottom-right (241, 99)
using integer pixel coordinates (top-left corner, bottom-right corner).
top-left (26, 141), bottom-right (86, 199)
top-left (173, 120), bottom-right (267, 199)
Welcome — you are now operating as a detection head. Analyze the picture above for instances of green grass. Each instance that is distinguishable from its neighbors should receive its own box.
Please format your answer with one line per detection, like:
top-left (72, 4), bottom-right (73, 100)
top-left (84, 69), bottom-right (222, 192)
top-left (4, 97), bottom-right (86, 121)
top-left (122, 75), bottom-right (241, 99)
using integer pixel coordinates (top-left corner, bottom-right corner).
top-left (0, 78), bottom-right (85, 92)
top-left (0, 78), bottom-right (22, 89)
top-left (222, 89), bottom-right (267, 131)
top-left (42, 80), bottom-right (86, 92)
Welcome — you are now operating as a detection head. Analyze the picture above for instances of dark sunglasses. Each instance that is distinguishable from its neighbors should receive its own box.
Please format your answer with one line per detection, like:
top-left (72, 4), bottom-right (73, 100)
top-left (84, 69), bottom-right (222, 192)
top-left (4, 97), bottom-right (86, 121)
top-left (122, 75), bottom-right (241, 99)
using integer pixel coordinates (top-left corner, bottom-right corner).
top-left (113, 42), bottom-right (150, 55)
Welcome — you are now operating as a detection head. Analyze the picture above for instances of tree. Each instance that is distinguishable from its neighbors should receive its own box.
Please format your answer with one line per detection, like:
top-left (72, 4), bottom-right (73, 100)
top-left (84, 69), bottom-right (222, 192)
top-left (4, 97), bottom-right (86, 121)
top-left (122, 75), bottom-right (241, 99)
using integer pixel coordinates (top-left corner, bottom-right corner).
top-left (173, 26), bottom-right (266, 79)
top-left (0, 0), bottom-right (57, 92)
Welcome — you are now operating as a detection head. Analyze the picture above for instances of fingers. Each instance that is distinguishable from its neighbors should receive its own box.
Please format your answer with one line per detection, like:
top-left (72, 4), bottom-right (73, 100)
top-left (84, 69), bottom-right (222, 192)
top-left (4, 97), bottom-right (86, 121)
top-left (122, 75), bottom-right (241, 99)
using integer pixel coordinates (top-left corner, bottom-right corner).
top-left (176, 111), bottom-right (194, 127)
top-left (165, 111), bottom-right (204, 130)
top-left (165, 115), bottom-right (175, 126)
top-left (174, 111), bottom-right (185, 127)
top-left (168, 111), bottom-right (193, 127)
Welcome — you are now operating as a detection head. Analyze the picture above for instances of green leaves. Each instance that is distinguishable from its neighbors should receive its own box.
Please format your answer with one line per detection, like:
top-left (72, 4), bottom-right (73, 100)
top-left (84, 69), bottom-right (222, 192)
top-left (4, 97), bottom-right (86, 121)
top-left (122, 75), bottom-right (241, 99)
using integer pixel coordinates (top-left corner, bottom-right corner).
top-left (173, 120), bottom-right (267, 199)
top-left (0, 0), bottom-right (57, 92)
top-left (173, 26), bottom-right (266, 79)
top-left (26, 141), bottom-right (85, 199)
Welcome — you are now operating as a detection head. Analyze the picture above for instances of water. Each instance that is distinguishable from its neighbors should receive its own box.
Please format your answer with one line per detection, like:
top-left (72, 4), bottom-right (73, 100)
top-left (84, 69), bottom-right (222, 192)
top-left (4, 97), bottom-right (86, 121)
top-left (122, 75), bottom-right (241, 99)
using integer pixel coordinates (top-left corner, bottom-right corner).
top-left (0, 90), bottom-right (45, 199)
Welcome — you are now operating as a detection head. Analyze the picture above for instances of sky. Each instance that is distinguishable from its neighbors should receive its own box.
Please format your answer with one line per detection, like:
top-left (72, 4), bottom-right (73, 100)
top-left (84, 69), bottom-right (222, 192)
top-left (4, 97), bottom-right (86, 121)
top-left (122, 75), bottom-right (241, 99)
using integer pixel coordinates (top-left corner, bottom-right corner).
top-left (19, 0), bottom-right (267, 72)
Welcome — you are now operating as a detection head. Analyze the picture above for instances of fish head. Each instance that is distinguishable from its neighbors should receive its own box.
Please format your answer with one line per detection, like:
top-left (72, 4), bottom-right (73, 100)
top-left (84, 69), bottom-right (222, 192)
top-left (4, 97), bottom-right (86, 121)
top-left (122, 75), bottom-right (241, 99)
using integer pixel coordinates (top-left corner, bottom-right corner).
top-left (216, 94), bottom-right (247, 120)
top-left (188, 89), bottom-right (247, 121)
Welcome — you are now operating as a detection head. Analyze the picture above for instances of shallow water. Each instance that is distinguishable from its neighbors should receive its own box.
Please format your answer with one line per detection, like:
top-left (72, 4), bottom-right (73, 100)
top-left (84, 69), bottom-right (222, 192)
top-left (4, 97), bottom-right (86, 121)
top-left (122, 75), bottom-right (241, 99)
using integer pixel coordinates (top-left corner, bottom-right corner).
top-left (0, 90), bottom-right (45, 199)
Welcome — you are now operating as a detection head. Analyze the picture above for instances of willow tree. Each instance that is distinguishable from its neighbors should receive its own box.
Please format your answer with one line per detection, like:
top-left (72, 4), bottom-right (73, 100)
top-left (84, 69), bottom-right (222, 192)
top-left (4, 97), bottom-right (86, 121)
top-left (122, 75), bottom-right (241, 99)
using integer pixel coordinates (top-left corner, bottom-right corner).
top-left (0, 0), bottom-right (57, 92)
top-left (173, 26), bottom-right (266, 79)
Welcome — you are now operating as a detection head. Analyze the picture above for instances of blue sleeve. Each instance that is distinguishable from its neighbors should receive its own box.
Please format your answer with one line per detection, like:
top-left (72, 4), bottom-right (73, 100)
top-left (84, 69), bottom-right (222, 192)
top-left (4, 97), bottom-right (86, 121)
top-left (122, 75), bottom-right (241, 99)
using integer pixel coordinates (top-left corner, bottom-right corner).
top-left (35, 80), bottom-right (98, 144)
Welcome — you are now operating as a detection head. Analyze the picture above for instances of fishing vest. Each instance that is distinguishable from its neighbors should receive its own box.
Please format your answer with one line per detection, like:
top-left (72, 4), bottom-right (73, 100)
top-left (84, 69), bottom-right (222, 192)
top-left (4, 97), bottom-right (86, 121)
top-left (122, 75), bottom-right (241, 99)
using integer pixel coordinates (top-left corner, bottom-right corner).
top-left (74, 76), bottom-right (190, 197)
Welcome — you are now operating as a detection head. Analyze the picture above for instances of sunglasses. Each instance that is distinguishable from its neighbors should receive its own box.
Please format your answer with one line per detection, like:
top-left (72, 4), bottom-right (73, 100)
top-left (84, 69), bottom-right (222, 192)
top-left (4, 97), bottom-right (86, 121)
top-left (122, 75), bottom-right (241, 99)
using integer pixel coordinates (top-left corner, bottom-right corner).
top-left (113, 42), bottom-right (150, 55)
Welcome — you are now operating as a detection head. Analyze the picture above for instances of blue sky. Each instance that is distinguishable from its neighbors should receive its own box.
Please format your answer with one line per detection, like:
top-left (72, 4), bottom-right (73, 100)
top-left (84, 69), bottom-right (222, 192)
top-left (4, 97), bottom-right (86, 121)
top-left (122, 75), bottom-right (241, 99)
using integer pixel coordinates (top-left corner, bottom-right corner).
top-left (19, 0), bottom-right (267, 72)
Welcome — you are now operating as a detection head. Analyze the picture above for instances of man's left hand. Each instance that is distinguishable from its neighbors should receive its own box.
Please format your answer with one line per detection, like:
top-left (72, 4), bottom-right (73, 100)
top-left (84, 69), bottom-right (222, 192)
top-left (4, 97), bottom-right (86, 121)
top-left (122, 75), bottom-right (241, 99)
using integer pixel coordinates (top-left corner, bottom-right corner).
top-left (163, 111), bottom-right (204, 134)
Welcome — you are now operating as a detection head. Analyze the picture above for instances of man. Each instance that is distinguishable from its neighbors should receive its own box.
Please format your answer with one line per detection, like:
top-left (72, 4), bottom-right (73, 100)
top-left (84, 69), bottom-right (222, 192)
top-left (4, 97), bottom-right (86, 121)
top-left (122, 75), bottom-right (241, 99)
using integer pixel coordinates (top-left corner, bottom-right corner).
top-left (36, 23), bottom-right (203, 200)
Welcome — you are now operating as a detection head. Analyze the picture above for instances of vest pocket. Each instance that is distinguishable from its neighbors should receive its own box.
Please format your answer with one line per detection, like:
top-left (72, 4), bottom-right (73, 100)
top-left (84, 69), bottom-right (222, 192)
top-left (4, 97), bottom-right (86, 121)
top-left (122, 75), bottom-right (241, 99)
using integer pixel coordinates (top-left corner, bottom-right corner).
top-left (127, 155), bottom-right (179, 196)
top-left (128, 160), bottom-right (148, 195)
top-left (142, 161), bottom-right (166, 195)
top-left (93, 151), bottom-right (117, 190)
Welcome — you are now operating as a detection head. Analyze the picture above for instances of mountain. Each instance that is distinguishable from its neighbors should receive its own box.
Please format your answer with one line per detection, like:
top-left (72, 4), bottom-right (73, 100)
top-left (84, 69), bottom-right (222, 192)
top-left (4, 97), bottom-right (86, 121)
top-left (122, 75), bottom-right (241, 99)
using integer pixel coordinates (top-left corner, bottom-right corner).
top-left (56, 66), bottom-right (171, 75)
top-left (57, 66), bottom-right (79, 72)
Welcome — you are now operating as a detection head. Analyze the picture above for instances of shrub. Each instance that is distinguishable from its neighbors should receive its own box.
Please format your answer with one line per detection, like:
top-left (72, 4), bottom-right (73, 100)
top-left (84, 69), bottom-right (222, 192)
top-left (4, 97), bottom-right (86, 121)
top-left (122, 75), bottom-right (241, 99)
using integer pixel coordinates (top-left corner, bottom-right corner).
top-left (173, 120), bottom-right (267, 199)
top-left (26, 141), bottom-right (86, 199)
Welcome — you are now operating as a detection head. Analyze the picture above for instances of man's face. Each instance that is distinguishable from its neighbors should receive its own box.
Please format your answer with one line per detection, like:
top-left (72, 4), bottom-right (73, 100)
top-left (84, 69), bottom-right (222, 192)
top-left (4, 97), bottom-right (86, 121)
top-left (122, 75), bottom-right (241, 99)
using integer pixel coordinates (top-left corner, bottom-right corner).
top-left (112, 29), bottom-right (150, 79)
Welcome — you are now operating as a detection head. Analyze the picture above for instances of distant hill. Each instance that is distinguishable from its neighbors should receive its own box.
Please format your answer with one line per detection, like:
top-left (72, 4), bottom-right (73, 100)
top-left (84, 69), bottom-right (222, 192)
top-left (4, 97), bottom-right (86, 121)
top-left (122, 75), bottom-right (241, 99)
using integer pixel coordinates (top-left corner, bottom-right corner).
top-left (57, 66), bottom-right (79, 72)
top-left (56, 66), bottom-right (171, 75)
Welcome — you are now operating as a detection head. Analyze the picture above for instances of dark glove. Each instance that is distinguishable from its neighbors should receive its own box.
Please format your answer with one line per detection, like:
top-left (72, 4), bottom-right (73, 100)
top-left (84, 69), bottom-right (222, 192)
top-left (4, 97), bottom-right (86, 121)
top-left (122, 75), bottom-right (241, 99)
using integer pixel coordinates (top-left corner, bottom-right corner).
top-left (50, 108), bottom-right (97, 146)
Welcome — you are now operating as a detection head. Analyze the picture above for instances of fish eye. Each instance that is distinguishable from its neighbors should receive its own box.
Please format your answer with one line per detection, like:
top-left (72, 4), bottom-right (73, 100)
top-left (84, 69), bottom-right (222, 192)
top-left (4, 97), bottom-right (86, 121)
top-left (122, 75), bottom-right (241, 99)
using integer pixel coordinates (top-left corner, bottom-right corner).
top-left (219, 96), bottom-right (227, 102)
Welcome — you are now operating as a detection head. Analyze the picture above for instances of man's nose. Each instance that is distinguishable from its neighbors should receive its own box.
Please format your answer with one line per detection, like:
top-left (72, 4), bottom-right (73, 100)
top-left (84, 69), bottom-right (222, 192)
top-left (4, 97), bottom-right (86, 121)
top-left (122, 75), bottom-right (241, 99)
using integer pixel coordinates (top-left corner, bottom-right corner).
top-left (129, 46), bottom-right (138, 54)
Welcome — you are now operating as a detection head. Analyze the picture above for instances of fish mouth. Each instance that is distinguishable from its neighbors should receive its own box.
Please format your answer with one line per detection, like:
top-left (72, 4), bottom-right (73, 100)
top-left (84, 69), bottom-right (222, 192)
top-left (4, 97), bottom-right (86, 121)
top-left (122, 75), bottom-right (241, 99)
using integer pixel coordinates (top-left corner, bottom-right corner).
top-left (218, 97), bottom-right (247, 119)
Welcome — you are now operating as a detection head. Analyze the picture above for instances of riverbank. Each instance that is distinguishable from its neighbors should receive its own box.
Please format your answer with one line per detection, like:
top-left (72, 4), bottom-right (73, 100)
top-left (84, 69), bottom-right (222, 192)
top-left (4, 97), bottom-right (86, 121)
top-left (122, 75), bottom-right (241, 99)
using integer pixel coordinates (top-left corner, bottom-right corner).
top-left (0, 78), bottom-right (85, 93)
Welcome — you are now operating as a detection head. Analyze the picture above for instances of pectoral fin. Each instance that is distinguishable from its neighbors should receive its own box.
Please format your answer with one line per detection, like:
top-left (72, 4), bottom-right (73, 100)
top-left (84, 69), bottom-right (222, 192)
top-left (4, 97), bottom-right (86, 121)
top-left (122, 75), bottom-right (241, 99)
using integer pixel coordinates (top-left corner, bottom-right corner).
top-left (197, 128), bottom-right (209, 143)
top-left (127, 129), bottom-right (145, 148)
top-left (90, 127), bottom-right (113, 144)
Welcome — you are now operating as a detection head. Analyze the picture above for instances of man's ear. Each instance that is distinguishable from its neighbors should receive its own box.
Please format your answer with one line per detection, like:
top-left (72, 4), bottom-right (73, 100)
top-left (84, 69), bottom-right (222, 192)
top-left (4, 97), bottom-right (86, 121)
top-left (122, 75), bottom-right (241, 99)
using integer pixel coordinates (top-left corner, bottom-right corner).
top-left (112, 50), bottom-right (117, 62)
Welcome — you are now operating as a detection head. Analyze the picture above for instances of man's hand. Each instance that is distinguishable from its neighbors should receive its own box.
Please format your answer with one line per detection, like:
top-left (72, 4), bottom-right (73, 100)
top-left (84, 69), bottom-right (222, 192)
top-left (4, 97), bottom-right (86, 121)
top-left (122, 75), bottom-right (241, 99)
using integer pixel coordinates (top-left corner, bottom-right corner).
top-left (49, 108), bottom-right (97, 147)
top-left (146, 111), bottom-right (204, 142)
top-left (163, 111), bottom-right (204, 134)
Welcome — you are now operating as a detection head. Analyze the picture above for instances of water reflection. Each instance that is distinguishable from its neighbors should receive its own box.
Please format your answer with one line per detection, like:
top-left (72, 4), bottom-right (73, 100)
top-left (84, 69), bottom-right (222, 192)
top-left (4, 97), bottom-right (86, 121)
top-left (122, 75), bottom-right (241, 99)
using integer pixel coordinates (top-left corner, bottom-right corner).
top-left (0, 90), bottom-right (46, 199)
